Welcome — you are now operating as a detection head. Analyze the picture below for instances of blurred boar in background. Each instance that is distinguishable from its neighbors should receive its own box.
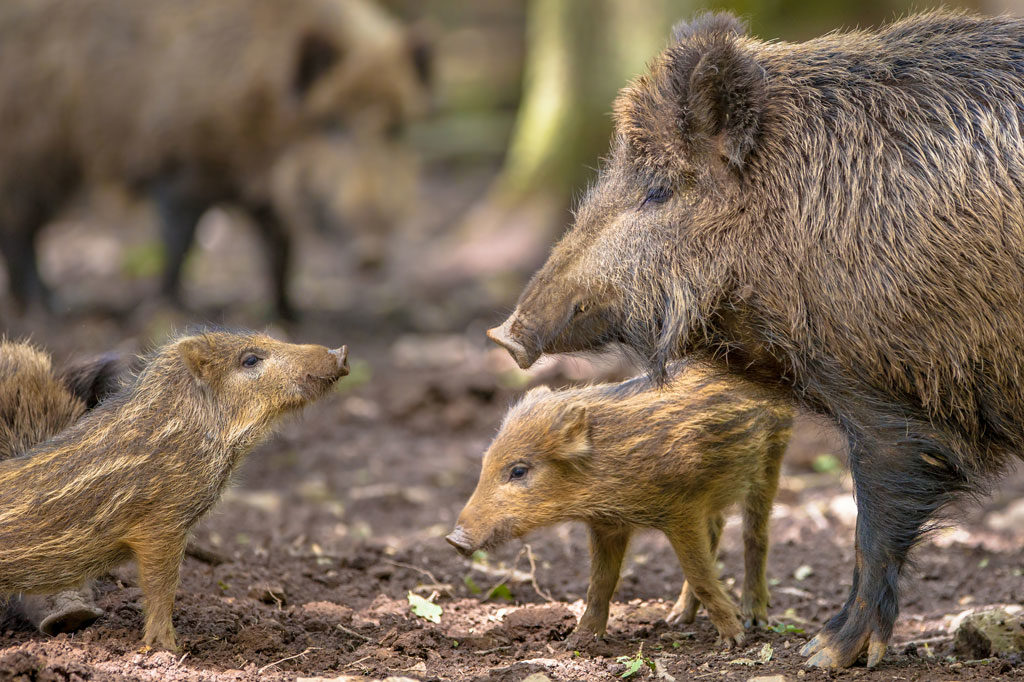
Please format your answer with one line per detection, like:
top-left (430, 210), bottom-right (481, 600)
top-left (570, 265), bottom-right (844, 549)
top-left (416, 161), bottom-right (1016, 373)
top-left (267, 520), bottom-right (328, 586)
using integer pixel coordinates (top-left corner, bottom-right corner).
top-left (0, 0), bottom-right (429, 318)
top-left (270, 132), bottom-right (419, 270)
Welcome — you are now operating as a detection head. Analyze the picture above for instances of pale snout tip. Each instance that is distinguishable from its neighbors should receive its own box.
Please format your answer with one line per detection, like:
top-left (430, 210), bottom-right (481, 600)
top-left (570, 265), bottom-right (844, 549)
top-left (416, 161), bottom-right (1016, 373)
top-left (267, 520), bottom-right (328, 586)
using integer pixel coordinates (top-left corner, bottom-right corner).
top-left (331, 346), bottom-right (350, 376)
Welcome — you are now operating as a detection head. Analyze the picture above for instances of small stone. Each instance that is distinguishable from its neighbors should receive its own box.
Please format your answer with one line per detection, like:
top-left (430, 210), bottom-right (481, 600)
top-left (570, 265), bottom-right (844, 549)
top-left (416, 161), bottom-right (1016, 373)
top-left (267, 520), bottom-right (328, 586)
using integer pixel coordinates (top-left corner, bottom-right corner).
top-left (951, 606), bottom-right (1024, 658)
top-left (520, 674), bottom-right (553, 682)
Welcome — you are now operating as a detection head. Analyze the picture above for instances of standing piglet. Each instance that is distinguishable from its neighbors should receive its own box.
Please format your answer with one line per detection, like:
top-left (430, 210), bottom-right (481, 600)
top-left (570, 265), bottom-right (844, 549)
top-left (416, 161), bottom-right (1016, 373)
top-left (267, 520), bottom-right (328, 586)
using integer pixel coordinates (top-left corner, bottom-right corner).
top-left (0, 331), bottom-right (349, 649)
top-left (447, 365), bottom-right (792, 648)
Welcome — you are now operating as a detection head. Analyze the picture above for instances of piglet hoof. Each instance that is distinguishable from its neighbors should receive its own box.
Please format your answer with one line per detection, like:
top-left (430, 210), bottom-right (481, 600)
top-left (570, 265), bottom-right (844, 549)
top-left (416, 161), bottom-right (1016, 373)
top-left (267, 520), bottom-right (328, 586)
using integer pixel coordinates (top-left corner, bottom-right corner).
top-left (562, 629), bottom-right (601, 653)
top-left (665, 607), bottom-right (697, 626)
top-left (742, 613), bottom-right (768, 629)
top-left (716, 630), bottom-right (745, 649)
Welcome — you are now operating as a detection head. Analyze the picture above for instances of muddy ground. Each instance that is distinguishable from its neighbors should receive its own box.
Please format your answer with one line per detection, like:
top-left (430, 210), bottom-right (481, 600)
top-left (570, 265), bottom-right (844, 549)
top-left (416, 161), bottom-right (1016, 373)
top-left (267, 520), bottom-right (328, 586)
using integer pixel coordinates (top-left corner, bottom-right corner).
top-left (0, 175), bottom-right (1022, 682)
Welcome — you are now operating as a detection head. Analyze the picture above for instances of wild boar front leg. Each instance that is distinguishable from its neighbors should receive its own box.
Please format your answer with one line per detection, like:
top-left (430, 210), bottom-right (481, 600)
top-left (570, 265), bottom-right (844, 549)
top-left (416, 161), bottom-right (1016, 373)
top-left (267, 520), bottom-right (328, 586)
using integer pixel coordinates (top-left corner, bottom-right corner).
top-left (565, 523), bottom-right (631, 650)
top-left (666, 519), bottom-right (743, 647)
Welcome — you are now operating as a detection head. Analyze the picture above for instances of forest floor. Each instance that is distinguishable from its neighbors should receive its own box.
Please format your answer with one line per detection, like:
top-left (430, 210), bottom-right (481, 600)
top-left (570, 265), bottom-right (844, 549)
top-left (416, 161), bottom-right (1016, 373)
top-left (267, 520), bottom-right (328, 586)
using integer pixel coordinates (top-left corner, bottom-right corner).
top-left (0, 175), bottom-right (1022, 681)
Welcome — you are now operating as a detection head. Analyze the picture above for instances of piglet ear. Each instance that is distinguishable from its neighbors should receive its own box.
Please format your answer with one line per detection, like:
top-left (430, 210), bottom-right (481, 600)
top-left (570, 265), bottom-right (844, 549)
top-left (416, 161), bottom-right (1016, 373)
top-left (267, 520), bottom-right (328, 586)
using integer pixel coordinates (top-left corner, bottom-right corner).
top-left (178, 336), bottom-right (214, 384)
top-left (556, 403), bottom-right (591, 459)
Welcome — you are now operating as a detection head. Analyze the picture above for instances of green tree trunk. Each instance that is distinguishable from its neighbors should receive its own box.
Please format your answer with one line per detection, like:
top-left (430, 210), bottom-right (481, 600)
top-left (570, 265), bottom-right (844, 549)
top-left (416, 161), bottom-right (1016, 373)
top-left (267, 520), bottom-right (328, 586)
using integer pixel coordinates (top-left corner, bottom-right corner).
top-left (436, 0), bottom-right (694, 290)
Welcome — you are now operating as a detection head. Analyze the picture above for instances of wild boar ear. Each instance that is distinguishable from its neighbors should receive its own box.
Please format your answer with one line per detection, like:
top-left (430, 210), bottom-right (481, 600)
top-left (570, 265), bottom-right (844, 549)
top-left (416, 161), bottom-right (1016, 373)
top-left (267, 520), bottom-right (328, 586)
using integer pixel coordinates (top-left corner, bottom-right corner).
top-left (664, 13), bottom-right (765, 170)
top-left (294, 31), bottom-right (343, 98)
top-left (555, 403), bottom-right (591, 459)
top-left (178, 337), bottom-right (215, 385)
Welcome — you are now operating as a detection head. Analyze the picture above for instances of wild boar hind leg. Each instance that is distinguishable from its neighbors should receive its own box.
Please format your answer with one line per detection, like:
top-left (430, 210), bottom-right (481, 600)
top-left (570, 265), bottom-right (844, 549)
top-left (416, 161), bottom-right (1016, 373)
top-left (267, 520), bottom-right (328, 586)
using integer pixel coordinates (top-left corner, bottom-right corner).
top-left (667, 513), bottom-right (725, 625)
top-left (741, 434), bottom-right (785, 628)
top-left (565, 523), bottom-right (631, 650)
top-left (666, 519), bottom-right (744, 647)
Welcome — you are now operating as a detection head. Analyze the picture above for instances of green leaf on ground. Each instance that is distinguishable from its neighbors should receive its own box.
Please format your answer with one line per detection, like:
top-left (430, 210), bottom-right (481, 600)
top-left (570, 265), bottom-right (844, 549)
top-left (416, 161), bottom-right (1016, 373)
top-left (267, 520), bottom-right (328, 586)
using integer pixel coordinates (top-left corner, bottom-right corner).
top-left (766, 621), bottom-right (805, 634)
top-left (485, 583), bottom-right (514, 602)
top-left (407, 591), bottom-right (442, 623)
top-left (616, 643), bottom-right (655, 678)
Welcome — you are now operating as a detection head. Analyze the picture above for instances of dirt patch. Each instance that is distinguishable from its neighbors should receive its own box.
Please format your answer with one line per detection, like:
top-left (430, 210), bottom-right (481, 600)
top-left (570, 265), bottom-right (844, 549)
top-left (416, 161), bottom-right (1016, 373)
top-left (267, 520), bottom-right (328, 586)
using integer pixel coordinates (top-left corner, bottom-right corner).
top-left (0, 314), bottom-right (1022, 681)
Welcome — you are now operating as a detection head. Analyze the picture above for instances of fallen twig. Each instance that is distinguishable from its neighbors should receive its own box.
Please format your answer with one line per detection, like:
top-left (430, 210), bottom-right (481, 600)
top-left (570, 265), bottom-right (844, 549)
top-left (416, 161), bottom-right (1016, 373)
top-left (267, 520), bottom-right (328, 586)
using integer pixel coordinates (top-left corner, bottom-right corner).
top-left (336, 623), bottom-right (373, 642)
top-left (474, 645), bottom-right (513, 655)
top-left (344, 654), bottom-right (372, 672)
top-left (384, 558), bottom-right (441, 586)
top-left (522, 544), bottom-right (554, 602)
top-left (256, 646), bottom-right (320, 675)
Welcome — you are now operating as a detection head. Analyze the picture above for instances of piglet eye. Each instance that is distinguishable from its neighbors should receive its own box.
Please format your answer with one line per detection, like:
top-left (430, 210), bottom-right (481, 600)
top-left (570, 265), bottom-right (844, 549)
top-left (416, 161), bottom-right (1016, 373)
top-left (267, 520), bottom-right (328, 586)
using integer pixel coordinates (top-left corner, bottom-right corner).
top-left (241, 354), bottom-right (261, 368)
top-left (641, 186), bottom-right (672, 206)
top-left (509, 465), bottom-right (529, 481)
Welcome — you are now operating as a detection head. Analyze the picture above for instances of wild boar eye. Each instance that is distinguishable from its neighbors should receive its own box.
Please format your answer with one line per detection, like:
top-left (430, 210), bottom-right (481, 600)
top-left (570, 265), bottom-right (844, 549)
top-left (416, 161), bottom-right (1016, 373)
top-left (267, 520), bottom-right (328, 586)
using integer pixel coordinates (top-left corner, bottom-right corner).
top-left (641, 186), bottom-right (672, 207)
top-left (241, 354), bottom-right (262, 368)
top-left (508, 464), bottom-right (529, 481)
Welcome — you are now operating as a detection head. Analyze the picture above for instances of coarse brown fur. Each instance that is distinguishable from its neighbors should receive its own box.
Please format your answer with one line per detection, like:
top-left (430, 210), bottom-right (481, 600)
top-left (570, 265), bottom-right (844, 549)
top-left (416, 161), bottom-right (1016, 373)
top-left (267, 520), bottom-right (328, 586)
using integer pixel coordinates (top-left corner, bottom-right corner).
top-left (447, 365), bottom-right (793, 648)
top-left (0, 331), bottom-right (349, 649)
top-left (488, 10), bottom-right (1024, 668)
top-left (0, 0), bottom-right (428, 317)
top-left (0, 342), bottom-right (86, 459)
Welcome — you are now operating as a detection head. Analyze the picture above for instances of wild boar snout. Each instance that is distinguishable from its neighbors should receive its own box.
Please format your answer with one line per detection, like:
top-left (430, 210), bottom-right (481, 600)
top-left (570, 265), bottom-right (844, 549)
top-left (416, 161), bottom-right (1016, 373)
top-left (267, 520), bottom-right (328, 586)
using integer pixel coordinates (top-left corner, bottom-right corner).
top-left (486, 316), bottom-right (540, 369)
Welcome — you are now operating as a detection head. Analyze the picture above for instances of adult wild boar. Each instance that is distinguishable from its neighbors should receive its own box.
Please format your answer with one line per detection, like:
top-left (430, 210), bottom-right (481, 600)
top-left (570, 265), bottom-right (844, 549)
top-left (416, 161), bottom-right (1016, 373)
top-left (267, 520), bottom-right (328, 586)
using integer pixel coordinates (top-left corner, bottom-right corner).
top-left (0, 0), bottom-right (428, 318)
top-left (488, 11), bottom-right (1024, 669)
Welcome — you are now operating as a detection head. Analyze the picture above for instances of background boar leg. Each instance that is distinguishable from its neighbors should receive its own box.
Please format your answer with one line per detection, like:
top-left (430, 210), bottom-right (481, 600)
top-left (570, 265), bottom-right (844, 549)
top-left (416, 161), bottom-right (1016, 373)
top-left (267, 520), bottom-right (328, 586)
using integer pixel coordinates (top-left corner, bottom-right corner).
top-left (566, 523), bottom-right (631, 648)
top-left (151, 179), bottom-right (207, 311)
top-left (667, 513), bottom-right (724, 625)
top-left (0, 219), bottom-right (51, 312)
top-left (250, 204), bottom-right (294, 320)
top-left (741, 437), bottom-right (785, 628)
top-left (666, 520), bottom-right (744, 647)
top-left (130, 534), bottom-right (187, 650)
